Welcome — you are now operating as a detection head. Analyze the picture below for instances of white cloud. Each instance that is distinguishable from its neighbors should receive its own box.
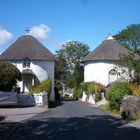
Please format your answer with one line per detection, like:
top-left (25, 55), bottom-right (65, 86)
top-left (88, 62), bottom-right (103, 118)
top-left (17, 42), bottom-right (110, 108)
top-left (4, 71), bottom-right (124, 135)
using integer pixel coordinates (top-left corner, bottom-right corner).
top-left (29, 24), bottom-right (51, 40)
top-left (0, 28), bottom-right (14, 46)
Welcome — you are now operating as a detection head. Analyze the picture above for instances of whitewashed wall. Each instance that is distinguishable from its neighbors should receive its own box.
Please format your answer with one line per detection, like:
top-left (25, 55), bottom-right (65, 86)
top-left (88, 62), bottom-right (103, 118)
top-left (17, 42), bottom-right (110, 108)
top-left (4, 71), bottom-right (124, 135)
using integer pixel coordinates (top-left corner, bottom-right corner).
top-left (32, 61), bottom-right (55, 101)
top-left (84, 61), bottom-right (117, 86)
top-left (31, 61), bottom-right (54, 81)
top-left (8, 60), bottom-right (55, 101)
top-left (84, 61), bottom-right (130, 86)
top-left (10, 60), bottom-right (54, 81)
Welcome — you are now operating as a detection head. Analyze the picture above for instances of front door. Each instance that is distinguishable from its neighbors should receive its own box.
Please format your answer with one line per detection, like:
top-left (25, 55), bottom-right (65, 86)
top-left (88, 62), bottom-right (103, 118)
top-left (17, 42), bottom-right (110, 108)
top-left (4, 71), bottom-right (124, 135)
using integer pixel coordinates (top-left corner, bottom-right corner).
top-left (23, 75), bottom-right (33, 92)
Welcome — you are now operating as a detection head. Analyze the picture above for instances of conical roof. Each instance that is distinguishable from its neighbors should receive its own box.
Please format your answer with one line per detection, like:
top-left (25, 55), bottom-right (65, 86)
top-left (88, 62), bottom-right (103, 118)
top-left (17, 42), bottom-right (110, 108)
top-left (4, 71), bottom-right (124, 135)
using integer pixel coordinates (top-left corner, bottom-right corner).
top-left (83, 36), bottom-right (129, 61)
top-left (0, 35), bottom-right (55, 61)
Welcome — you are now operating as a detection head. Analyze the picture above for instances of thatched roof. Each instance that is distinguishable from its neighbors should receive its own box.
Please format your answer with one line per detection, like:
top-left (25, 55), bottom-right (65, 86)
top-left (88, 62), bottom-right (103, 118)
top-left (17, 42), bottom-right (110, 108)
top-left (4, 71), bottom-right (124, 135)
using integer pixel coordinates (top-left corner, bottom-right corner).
top-left (82, 36), bottom-right (130, 62)
top-left (0, 35), bottom-right (55, 61)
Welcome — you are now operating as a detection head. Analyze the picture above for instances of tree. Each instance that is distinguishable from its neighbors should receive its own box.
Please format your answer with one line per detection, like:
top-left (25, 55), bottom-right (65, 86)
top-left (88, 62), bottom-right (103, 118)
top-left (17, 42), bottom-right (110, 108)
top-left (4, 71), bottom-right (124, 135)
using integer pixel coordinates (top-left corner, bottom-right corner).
top-left (55, 41), bottom-right (89, 88)
top-left (68, 65), bottom-right (84, 88)
top-left (114, 24), bottom-right (140, 84)
top-left (114, 24), bottom-right (140, 54)
top-left (55, 50), bottom-right (68, 84)
top-left (0, 61), bottom-right (22, 91)
top-left (116, 52), bottom-right (140, 84)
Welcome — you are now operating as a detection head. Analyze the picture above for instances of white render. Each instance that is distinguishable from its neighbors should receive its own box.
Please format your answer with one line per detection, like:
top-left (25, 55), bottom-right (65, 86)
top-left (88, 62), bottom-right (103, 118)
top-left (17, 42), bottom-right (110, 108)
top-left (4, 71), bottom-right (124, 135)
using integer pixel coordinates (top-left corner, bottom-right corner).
top-left (84, 61), bottom-right (119, 86)
top-left (8, 60), bottom-right (55, 101)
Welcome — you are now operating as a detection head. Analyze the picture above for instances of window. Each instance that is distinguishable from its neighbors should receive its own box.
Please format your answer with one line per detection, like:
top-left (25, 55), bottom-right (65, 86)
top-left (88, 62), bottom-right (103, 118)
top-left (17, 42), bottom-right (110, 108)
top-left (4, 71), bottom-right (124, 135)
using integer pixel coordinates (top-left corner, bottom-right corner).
top-left (23, 58), bottom-right (30, 68)
top-left (109, 69), bottom-right (118, 83)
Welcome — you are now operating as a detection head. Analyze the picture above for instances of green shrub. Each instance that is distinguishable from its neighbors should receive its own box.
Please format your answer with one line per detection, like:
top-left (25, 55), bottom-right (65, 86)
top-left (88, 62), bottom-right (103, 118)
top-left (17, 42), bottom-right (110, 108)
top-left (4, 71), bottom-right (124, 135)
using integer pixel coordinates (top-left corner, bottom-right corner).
top-left (87, 83), bottom-right (95, 94)
top-left (73, 82), bottom-right (105, 100)
top-left (29, 83), bottom-right (42, 93)
top-left (39, 80), bottom-right (52, 94)
top-left (80, 82), bottom-right (88, 93)
top-left (29, 79), bottom-right (52, 95)
top-left (0, 61), bottom-right (21, 91)
top-left (80, 82), bottom-right (104, 95)
top-left (73, 87), bottom-right (83, 99)
top-left (108, 82), bottom-right (132, 111)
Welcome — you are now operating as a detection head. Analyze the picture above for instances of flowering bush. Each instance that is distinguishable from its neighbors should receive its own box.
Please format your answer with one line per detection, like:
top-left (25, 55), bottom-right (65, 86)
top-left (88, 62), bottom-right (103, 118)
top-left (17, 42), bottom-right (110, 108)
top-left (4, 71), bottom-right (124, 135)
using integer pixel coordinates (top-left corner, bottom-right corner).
top-left (129, 84), bottom-right (140, 96)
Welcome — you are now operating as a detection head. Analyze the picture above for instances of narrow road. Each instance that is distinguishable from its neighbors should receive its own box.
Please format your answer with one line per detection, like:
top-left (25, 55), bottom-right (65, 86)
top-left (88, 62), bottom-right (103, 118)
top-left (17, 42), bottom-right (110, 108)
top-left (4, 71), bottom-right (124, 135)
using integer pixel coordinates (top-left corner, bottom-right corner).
top-left (4, 101), bottom-right (140, 140)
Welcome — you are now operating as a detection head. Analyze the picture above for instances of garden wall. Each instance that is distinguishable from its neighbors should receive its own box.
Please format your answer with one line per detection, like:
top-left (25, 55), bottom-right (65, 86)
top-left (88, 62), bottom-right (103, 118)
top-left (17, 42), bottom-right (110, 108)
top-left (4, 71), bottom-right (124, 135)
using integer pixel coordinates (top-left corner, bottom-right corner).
top-left (0, 92), bottom-right (17, 106)
top-left (0, 92), bottom-right (48, 107)
top-left (121, 95), bottom-right (140, 120)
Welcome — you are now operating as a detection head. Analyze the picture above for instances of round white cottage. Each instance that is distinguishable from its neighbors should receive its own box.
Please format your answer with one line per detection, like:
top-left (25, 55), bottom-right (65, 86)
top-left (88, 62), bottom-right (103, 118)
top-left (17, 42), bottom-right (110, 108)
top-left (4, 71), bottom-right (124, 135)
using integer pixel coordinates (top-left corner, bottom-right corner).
top-left (0, 35), bottom-right (55, 101)
top-left (82, 36), bottom-right (130, 86)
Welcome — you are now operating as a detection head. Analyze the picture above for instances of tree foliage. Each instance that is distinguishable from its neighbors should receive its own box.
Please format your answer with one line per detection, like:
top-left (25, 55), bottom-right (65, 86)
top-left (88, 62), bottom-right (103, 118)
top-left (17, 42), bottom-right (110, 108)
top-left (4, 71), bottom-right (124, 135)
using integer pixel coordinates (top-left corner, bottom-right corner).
top-left (114, 24), bottom-right (140, 84)
top-left (68, 65), bottom-right (84, 88)
top-left (114, 24), bottom-right (140, 54)
top-left (55, 41), bottom-right (89, 88)
top-left (0, 61), bottom-right (22, 91)
top-left (116, 52), bottom-right (140, 84)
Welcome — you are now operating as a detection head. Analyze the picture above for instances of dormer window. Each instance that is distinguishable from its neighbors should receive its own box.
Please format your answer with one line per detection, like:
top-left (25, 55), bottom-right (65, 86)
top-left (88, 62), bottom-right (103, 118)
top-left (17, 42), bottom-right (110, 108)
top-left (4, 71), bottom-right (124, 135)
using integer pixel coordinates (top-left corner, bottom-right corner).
top-left (23, 58), bottom-right (30, 68)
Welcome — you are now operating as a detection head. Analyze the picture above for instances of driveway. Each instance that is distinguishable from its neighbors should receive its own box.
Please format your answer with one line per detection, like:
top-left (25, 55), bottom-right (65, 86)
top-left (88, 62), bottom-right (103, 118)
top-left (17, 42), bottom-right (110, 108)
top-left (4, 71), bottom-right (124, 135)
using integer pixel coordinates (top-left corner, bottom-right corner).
top-left (1, 101), bottom-right (140, 140)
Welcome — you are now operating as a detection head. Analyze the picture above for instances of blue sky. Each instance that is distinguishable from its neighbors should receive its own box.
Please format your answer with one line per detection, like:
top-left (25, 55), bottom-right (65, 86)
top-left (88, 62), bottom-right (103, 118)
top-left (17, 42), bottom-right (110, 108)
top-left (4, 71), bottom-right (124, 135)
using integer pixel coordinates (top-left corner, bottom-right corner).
top-left (0, 0), bottom-right (140, 54)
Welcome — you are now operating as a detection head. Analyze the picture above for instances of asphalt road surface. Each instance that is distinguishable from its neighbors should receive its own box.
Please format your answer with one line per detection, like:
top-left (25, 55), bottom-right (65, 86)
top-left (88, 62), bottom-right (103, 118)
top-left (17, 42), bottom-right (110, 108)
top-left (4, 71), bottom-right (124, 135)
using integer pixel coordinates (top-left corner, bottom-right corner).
top-left (1, 101), bottom-right (140, 140)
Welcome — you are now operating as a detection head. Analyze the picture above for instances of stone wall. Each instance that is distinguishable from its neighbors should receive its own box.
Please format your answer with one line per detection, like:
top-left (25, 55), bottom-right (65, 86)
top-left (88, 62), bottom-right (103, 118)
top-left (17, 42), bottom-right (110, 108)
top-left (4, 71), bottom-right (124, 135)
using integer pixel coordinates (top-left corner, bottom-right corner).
top-left (17, 93), bottom-right (36, 106)
top-left (0, 92), bottom-right (48, 107)
top-left (121, 95), bottom-right (140, 120)
top-left (0, 92), bottom-right (17, 106)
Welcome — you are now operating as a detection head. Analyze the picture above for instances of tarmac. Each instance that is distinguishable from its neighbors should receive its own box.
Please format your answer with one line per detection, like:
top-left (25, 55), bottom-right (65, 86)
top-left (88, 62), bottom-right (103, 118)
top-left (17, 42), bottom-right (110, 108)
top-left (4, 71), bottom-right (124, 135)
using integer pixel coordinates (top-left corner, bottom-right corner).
top-left (0, 106), bottom-right (47, 122)
top-left (0, 102), bottom-right (140, 140)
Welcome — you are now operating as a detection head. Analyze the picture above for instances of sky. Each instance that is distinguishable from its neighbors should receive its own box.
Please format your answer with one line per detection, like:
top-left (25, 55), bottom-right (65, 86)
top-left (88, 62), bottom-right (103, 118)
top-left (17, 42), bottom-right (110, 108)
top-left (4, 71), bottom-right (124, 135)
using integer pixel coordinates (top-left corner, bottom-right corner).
top-left (0, 0), bottom-right (140, 54)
